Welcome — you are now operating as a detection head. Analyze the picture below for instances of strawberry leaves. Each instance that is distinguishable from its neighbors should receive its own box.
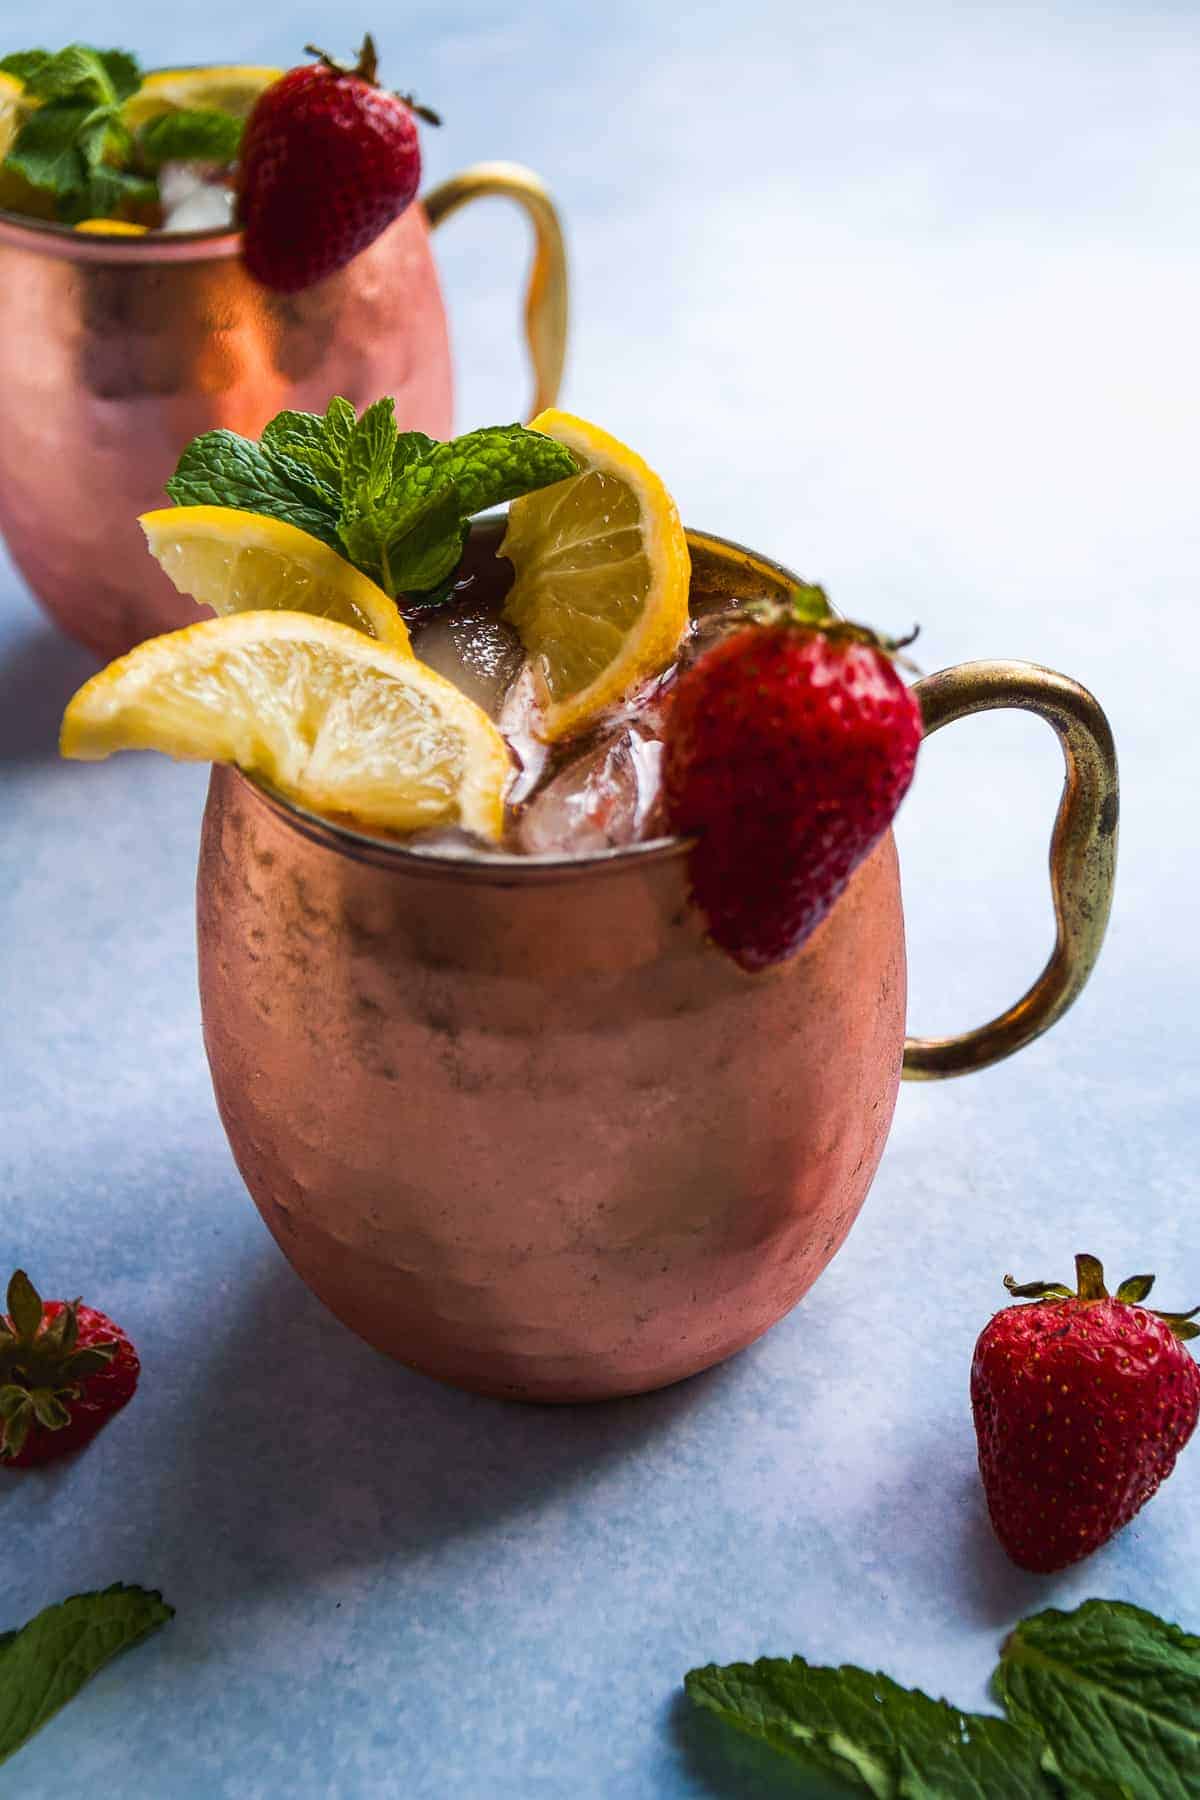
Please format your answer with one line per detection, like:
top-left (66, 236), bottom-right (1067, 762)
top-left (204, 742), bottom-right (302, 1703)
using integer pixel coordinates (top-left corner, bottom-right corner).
top-left (167, 398), bottom-right (578, 605)
top-left (0, 1270), bottom-right (117, 1460)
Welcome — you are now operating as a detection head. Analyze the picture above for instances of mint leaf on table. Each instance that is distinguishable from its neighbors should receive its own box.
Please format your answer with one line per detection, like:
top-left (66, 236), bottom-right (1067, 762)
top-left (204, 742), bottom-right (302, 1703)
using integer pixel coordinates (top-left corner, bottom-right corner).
top-left (996, 1600), bottom-right (1200, 1800)
top-left (135, 107), bottom-right (242, 172)
top-left (685, 1656), bottom-right (1059, 1797)
top-left (166, 430), bottom-right (343, 549)
top-left (0, 1585), bottom-right (173, 1768)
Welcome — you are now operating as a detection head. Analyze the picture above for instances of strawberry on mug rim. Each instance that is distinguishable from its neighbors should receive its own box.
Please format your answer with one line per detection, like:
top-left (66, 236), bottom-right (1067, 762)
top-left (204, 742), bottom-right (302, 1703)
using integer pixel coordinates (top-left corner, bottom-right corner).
top-left (238, 35), bottom-right (439, 294)
top-left (662, 585), bottom-right (923, 971)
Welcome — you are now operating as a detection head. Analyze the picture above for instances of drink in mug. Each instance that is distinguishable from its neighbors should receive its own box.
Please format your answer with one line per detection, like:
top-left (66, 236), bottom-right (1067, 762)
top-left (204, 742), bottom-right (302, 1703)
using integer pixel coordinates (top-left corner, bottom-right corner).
top-left (58, 409), bottom-right (1119, 1401)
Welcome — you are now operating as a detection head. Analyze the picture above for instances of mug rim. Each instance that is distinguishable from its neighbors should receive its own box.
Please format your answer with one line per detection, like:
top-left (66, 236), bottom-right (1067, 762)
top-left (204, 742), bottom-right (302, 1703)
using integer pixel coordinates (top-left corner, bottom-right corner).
top-left (233, 523), bottom-right (803, 888)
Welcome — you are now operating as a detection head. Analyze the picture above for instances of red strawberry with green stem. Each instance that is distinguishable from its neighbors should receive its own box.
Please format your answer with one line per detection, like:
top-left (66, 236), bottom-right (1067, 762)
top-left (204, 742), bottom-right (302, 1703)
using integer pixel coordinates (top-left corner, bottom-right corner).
top-left (661, 586), bottom-right (923, 971)
top-left (971, 1253), bottom-right (1200, 1573)
top-left (238, 35), bottom-right (440, 294)
top-left (0, 1270), bottom-right (140, 1468)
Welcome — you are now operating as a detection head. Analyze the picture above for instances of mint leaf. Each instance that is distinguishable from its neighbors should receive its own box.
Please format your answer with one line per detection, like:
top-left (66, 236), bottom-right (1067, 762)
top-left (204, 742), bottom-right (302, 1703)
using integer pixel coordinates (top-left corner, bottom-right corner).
top-left (997, 1600), bottom-right (1200, 1800)
top-left (24, 45), bottom-right (138, 106)
top-left (342, 397), bottom-right (400, 518)
top-left (685, 1657), bottom-right (1059, 1798)
top-left (166, 430), bottom-right (342, 549)
top-left (340, 482), bottom-right (466, 599)
top-left (6, 101), bottom-right (95, 196)
top-left (0, 1585), bottom-right (172, 1767)
top-left (94, 49), bottom-right (141, 104)
top-left (392, 429), bottom-right (437, 481)
top-left (323, 395), bottom-right (358, 464)
top-left (0, 50), bottom-right (50, 84)
top-left (136, 108), bottom-right (242, 172)
top-left (394, 423), bottom-right (577, 518)
top-left (262, 408), bottom-right (349, 491)
top-left (67, 164), bottom-right (156, 226)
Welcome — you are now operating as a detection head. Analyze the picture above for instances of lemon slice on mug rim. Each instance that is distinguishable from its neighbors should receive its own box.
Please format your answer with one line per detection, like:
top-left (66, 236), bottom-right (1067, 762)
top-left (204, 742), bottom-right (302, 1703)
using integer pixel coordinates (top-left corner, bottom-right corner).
top-left (60, 611), bottom-right (510, 841)
top-left (500, 409), bottom-right (691, 741)
top-left (141, 507), bottom-right (411, 649)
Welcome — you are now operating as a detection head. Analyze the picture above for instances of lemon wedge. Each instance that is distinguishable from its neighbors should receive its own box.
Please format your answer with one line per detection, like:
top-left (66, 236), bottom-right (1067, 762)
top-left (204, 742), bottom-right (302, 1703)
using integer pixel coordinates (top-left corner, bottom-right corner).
top-left (140, 507), bottom-right (411, 649)
top-left (499, 409), bottom-right (690, 741)
top-left (121, 65), bottom-right (281, 132)
top-left (60, 612), bottom-right (511, 840)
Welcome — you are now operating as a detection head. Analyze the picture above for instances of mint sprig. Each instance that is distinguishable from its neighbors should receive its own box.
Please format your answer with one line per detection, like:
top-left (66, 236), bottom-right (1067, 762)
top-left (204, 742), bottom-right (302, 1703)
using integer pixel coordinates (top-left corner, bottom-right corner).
top-left (0, 43), bottom-right (242, 224)
top-left (0, 1585), bottom-right (173, 1768)
top-left (166, 397), bottom-right (579, 605)
top-left (4, 45), bottom-right (144, 223)
top-left (685, 1599), bottom-right (1200, 1798)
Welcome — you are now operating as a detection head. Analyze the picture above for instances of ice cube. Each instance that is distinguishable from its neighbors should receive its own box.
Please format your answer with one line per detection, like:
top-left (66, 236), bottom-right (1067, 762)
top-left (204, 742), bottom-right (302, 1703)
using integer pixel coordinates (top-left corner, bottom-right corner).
top-left (498, 664), bottom-right (550, 805)
top-left (408, 601), bottom-right (524, 721)
top-left (159, 163), bottom-right (236, 233)
top-left (516, 724), bottom-right (665, 855)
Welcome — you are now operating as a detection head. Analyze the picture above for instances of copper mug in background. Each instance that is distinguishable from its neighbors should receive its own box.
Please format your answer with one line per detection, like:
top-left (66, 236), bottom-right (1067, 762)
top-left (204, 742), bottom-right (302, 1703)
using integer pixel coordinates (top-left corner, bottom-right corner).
top-left (0, 161), bottom-right (568, 661)
top-left (196, 519), bottom-right (1119, 1404)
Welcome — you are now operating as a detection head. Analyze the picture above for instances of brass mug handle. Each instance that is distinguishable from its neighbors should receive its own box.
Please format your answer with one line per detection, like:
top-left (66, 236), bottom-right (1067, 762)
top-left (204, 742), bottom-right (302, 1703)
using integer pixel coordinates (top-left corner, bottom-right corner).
top-left (902, 661), bottom-right (1119, 1081)
top-left (422, 161), bottom-right (569, 422)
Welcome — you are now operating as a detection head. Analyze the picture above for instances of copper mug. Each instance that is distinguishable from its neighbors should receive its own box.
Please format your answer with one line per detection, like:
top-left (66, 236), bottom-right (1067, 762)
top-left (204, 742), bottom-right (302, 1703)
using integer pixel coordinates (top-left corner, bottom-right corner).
top-left (0, 163), bottom-right (567, 661)
top-left (196, 520), bottom-right (1119, 1403)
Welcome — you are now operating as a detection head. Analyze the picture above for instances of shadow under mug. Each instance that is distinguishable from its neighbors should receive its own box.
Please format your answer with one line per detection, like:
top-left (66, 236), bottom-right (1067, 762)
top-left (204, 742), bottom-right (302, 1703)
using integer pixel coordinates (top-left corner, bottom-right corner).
top-left (0, 162), bottom-right (567, 662)
top-left (196, 519), bottom-right (1119, 1404)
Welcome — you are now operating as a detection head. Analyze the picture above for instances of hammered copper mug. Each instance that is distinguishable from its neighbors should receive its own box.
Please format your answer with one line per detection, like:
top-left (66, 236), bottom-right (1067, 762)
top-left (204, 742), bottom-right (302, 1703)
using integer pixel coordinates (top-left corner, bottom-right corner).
top-left (0, 161), bottom-right (567, 661)
top-left (195, 520), bottom-right (1119, 1404)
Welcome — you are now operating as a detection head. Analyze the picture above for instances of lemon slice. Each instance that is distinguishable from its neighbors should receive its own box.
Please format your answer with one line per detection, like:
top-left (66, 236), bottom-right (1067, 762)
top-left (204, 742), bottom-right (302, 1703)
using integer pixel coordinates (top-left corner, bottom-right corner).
top-left (61, 612), bottom-right (510, 840)
top-left (121, 65), bottom-right (281, 132)
top-left (499, 409), bottom-right (690, 741)
top-left (141, 507), bottom-right (411, 649)
top-left (74, 219), bottom-right (149, 235)
top-left (0, 71), bottom-right (23, 158)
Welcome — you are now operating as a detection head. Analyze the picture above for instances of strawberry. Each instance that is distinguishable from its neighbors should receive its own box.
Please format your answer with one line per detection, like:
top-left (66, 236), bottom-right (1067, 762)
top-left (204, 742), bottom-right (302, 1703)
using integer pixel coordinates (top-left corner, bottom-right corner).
top-left (971, 1253), bottom-right (1200, 1573)
top-left (238, 36), bottom-right (439, 294)
top-left (661, 587), bottom-right (922, 971)
top-left (0, 1270), bottom-right (139, 1468)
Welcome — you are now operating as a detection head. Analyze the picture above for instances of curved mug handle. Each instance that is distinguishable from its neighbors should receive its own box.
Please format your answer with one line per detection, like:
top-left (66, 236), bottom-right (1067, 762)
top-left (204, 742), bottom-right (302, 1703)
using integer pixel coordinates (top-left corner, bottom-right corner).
top-left (902, 661), bottom-right (1118, 1081)
top-left (422, 162), bottom-right (569, 422)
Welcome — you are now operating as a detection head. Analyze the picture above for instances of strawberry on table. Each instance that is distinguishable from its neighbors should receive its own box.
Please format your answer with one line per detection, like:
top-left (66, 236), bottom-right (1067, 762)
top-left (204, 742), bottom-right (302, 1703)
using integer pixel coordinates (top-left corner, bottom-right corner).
top-left (661, 586), bottom-right (922, 971)
top-left (0, 1270), bottom-right (140, 1469)
top-left (238, 35), bottom-right (438, 293)
top-left (971, 1253), bottom-right (1200, 1572)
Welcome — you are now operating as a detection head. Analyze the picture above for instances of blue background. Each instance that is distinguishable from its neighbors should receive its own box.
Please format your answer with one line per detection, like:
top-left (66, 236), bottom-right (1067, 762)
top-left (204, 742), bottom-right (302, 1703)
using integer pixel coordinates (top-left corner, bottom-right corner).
top-left (2, 2), bottom-right (1198, 1794)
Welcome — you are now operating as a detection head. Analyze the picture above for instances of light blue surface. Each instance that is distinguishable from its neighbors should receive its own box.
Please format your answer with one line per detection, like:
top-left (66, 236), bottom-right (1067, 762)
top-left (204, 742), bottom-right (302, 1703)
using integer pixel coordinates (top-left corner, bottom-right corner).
top-left (2, 2), bottom-right (1198, 1795)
